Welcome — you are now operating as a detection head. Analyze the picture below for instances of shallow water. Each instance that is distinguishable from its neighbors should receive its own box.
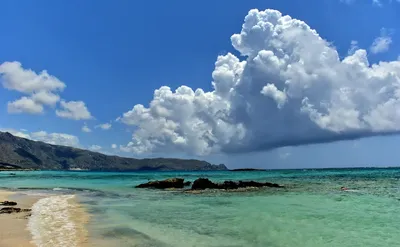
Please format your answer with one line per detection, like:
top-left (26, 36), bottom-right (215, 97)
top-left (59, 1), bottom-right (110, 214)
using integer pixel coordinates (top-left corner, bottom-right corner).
top-left (1, 168), bottom-right (400, 247)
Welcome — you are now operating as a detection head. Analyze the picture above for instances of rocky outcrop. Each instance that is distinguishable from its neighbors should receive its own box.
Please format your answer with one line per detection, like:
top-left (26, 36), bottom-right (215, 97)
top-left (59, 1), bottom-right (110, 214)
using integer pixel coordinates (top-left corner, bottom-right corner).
top-left (191, 178), bottom-right (283, 190)
top-left (136, 178), bottom-right (186, 189)
top-left (135, 177), bottom-right (283, 191)
top-left (191, 178), bottom-right (220, 190)
top-left (0, 207), bottom-right (31, 214)
top-left (0, 201), bottom-right (17, 206)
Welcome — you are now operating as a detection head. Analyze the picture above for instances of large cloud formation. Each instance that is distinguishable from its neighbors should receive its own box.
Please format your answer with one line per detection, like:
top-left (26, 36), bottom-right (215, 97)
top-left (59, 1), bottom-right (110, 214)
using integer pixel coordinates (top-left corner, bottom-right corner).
top-left (119, 9), bottom-right (400, 155)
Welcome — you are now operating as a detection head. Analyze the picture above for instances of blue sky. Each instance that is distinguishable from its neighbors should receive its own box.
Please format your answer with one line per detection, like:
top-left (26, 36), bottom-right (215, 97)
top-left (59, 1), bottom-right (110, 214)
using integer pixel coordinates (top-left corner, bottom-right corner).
top-left (1, 0), bottom-right (400, 169)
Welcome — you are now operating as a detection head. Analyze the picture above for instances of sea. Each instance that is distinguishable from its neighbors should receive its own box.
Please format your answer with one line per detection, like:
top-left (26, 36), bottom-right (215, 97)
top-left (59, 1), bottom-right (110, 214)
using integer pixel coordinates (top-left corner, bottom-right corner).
top-left (1, 168), bottom-right (400, 247)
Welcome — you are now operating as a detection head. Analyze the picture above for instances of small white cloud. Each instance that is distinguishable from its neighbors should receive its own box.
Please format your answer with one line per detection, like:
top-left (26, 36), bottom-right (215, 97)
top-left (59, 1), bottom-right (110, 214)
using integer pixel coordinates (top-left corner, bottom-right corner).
top-left (0, 128), bottom-right (31, 139)
top-left (348, 40), bottom-right (359, 55)
top-left (7, 97), bottom-right (44, 114)
top-left (31, 131), bottom-right (81, 147)
top-left (56, 100), bottom-right (93, 120)
top-left (89, 145), bottom-right (102, 151)
top-left (372, 0), bottom-right (382, 6)
top-left (111, 144), bottom-right (117, 149)
top-left (119, 144), bottom-right (132, 153)
top-left (341, 0), bottom-right (386, 5)
top-left (1, 129), bottom-right (82, 147)
top-left (82, 124), bottom-right (92, 133)
top-left (370, 28), bottom-right (392, 54)
top-left (2, 128), bottom-right (88, 149)
top-left (95, 123), bottom-right (112, 130)
top-left (0, 61), bottom-right (65, 94)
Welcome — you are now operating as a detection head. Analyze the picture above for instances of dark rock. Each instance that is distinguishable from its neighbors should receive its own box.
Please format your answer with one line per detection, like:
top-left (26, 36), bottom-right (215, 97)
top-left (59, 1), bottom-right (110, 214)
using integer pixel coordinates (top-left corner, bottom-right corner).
top-left (219, 181), bottom-right (239, 190)
top-left (183, 181), bottom-right (192, 186)
top-left (191, 178), bottom-right (283, 190)
top-left (135, 178), bottom-right (185, 189)
top-left (238, 181), bottom-right (282, 188)
top-left (231, 168), bottom-right (266, 172)
top-left (0, 201), bottom-right (17, 206)
top-left (191, 178), bottom-right (220, 190)
top-left (0, 207), bottom-right (31, 214)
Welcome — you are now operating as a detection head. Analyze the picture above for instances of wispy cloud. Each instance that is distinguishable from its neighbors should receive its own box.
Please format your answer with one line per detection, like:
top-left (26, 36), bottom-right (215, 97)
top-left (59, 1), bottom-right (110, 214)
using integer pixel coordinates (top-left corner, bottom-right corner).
top-left (95, 123), bottom-right (112, 130)
top-left (370, 28), bottom-right (393, 54)
top-left (82, 123), bottom-right (92, 133)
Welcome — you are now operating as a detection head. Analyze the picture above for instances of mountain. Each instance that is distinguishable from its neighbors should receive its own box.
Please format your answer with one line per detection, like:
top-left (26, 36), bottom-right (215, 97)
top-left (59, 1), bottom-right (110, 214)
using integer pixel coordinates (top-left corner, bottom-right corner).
top-left (0, 132), bottom-right (228, 171)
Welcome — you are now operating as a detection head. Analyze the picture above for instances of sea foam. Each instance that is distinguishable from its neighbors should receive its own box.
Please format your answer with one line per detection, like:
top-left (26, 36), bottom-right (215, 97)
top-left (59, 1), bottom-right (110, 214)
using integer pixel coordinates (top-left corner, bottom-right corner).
top-left (28, 195), bottom-right (79, 247)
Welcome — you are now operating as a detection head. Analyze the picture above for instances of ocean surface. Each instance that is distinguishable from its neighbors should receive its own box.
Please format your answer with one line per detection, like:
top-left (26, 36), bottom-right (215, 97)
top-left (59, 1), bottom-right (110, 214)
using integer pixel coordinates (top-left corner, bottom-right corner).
top-left (1, 168), bottom-right (400, 247)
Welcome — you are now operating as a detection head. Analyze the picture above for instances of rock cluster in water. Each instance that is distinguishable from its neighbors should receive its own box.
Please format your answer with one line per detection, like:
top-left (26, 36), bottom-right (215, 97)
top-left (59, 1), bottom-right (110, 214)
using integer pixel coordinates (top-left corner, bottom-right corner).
top-left (191, 178), bottom-right (282, 190)
top-left (135, 178), bottom-right (190, 189)
top-left (135, 178), bottom-right (283, 190)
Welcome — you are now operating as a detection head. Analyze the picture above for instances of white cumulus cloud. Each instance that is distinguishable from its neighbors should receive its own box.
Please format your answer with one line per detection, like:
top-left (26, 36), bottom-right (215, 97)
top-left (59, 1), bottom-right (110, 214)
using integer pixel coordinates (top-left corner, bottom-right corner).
top-left (0, 61), bottom-right (65, 94)
top-left (0, 61), bottom-right (65, 114)
top-left (95, 123), bottom-right (112, 130)
top-left (1, 128), bottom-right (81, 147)
top-left (370, 29), bottom-right (392, 54)
top-left (0, 128), bottom-right (31, 139)
top-left (7, 97), bottom-right (44, 114)
top-left (56, 100), bottom-right (93, 120)
top-left (118, 9), bottom-right (400, 156)
top-left (111, 144), bottom-right (117, 149)
top-left (119, 9), bottom-right (400, 155)
top-left (0, 61), bottom-right (93, 119)
top-left (31, 131), bottom-right (80, 147)
top-left (261, 83), bottom-right (287, 108)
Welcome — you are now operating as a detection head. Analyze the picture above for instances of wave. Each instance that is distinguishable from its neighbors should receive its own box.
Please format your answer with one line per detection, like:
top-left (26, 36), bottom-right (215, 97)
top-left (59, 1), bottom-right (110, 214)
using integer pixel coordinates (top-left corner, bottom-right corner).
top-left (28, 195), bottom-right (82, 247)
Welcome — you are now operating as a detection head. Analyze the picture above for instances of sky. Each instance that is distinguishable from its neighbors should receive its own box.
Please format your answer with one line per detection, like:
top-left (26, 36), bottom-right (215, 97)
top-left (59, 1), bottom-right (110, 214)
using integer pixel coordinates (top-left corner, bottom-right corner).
top-left (1, 0), bottom-right (400, 169)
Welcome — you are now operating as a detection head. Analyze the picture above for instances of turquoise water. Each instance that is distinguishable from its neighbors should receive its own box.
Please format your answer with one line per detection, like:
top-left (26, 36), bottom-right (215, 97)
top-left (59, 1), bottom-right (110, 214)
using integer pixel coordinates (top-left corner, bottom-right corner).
top-left (1, 168), bottom-right (400, 247)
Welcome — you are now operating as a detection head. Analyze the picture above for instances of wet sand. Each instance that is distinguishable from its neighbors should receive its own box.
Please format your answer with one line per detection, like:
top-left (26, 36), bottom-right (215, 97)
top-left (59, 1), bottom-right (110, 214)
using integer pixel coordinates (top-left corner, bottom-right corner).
top-left (69, 197), bottom-right (90, 247)
top-left (0, 190), bottom-right (39, 247)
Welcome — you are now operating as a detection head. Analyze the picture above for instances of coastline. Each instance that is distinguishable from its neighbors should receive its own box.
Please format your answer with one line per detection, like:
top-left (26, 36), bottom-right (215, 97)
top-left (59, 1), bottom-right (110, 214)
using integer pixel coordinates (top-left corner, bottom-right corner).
top-left (0, 190), bottom-right (90, 247)
top-left (0, 190), bottom-right (37, 247)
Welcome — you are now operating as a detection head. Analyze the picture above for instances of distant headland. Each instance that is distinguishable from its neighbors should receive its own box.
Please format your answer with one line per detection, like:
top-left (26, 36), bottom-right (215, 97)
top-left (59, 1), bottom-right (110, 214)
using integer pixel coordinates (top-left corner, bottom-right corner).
top-left (0, 132), bottom-right (227, 172)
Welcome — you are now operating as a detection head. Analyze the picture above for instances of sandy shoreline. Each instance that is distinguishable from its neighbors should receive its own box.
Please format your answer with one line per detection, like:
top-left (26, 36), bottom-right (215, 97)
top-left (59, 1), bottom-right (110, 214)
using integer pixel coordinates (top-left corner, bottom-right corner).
top-left (0, 190), bottom-right (38, 247)
top-left (0, 190), bottom-right (90, 247)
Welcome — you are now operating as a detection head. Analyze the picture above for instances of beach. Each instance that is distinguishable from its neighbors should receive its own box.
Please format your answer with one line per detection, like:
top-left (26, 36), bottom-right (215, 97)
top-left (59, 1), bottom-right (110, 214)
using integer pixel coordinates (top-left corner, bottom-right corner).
top-left (0, 190), bottom-right (37, 247)
top-left (0, 189), bottom-right (89, 247)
